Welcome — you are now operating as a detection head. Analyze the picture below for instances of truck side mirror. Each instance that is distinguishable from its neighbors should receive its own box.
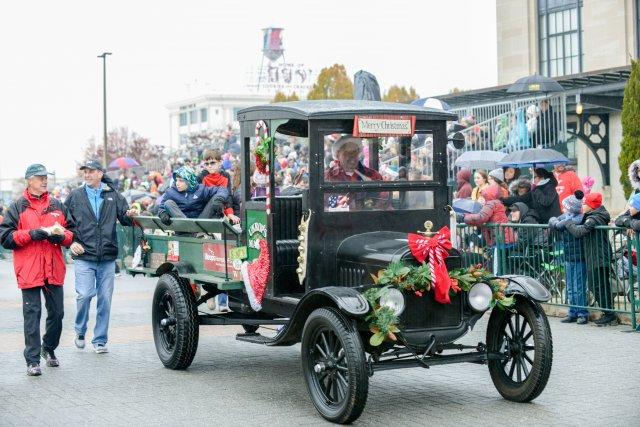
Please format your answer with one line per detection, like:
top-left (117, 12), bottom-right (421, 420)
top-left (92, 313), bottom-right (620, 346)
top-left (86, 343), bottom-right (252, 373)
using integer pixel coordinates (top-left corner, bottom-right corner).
top-left (448, 132), bottom-right (465, 150)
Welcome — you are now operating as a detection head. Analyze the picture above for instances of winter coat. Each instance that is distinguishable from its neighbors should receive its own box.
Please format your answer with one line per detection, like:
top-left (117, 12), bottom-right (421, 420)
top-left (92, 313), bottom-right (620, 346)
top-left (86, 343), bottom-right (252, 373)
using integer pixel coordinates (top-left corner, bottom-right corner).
top-left (463, 184), bottom-right (515, 246)
top-left (507, 108), bottom-right (530, 151)
top-left (511, 202), bottom-right (546, 250)
top-left (64, 184), bottom-right (133, 262)
top-left (501, 177), bottom-right (561, 224)
top-left (628, 160), bottom-right (640, 200)
top-left (0, 190), bottom-right (74, 289)
top-left (198, 170), bottom-right (234, 216)
top-left (550, 214), bottom-right (585, 263)
top-left (555, 170), bottom-right (583, 204)
top-left (564, 206), bottom-right (613, 270)
top-left (158, 183), bottom-right (229, 219)
top-left (614, 209), bottom-right (640, 232)
top-left (456, 169), bottom-right (473, 198)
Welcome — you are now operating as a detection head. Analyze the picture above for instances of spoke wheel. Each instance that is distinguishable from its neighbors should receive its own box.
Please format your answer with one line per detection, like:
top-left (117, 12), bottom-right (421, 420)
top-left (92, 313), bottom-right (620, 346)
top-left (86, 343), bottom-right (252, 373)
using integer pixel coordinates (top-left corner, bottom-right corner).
top-left (301, 308), bottom-right (368, 424)
top-left (487, 297), bottom-right (553, 402)
top-left (152, 273), bottom-right (199, 369)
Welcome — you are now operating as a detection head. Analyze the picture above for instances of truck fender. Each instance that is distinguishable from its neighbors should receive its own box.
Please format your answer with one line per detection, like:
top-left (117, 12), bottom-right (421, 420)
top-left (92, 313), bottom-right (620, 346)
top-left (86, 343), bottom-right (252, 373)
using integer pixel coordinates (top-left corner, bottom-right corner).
top-left (267, 287), bottom-right (369, 346)
top-left (500, 275), bottom-right (551, 302)
top-left (156, 261), bottom-right (197, 277)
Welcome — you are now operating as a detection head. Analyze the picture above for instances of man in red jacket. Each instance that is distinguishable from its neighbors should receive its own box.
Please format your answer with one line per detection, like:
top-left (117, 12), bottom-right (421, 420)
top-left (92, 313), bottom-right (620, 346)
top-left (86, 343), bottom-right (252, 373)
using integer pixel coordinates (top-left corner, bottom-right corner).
top-left (0, 164), bottom-right (73, 376)
top-left (554, 163), bottom-right (583, 204)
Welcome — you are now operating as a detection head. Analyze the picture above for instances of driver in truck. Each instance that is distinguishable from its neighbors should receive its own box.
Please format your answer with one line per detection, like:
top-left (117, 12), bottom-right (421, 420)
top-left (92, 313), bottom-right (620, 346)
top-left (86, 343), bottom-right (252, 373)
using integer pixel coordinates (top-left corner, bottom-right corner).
top-left (324, 136), bottom-right (388, 211)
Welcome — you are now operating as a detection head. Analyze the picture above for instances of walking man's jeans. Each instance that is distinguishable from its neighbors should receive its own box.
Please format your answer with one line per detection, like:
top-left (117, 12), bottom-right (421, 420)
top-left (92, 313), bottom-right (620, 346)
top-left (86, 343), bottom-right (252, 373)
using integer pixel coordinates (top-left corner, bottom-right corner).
top-left (565, 261), bottom-right (588, 319)
top-left (22, 283), bottom-right (64, 365)
top-left (74, 259), bottom-right (115, 346)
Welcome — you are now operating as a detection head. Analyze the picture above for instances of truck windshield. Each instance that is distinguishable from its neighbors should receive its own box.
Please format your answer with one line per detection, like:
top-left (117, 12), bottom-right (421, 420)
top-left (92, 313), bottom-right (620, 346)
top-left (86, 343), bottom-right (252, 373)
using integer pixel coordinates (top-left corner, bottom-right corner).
top-left (323, 133), bottom-right (434, 183)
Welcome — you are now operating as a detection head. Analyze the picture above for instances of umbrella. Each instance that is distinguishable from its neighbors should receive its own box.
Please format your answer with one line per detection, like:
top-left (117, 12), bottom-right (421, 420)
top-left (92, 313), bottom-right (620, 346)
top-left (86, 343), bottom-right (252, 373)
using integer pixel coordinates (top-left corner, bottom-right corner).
top-left (411, 97), bottom-right (451, 111)
top-left (108, 157), bottom-right (140, 170)
top-left (498, 148), bottom-right (569, 167)
top-left (454, 150), bottom-right (506, 170)
top-left (507, 74), bottom-right (564, 94)
top-left (452, 198), bottom-right (483, 214)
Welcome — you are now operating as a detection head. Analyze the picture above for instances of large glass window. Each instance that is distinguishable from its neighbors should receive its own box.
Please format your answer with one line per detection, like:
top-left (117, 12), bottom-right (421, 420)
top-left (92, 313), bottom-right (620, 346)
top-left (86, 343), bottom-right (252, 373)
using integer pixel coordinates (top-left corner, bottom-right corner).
top-left (189, 110), bottom-right (198, 124)
top-left (200, 108), bottom-right (208, 122)
top-left (322, 133), bottom-right (434, 183)
top-left (179, 112), bottom-right (187, 127)
top-left (539, 0), bottom-right (582, 77)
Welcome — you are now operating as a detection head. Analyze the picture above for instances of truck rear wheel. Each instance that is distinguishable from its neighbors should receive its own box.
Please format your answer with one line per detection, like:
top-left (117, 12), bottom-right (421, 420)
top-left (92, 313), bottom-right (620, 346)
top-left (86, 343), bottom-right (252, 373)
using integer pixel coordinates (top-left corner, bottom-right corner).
top-left (152, 273), bottom-right (199, 369)
top-left (486, 297), bottom-right (553, 402)
top-left (301, 308), bottom-right (368, 424)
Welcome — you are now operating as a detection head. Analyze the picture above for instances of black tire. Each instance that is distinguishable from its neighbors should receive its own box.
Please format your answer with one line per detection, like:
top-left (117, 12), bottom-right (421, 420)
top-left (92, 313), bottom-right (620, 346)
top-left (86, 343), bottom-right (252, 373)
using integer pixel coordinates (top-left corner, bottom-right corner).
top-left (242, 324), bottom-right (259, 334)
top-left (152, 273), bottom-right (199, 369)
top-left (486, 297), bottom-right (553, 402)
top-left (301, 308), bottom-right (368, 424)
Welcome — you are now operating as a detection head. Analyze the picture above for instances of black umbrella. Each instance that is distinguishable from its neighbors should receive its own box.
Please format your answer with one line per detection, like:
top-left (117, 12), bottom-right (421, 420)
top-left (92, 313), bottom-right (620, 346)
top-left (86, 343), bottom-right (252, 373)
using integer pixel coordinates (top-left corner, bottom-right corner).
top-left (353, 70), bottom-right (381, 101)
top-left (498, 148), bottom-right (569, 167)
top-left (507, 74), bottom-right (564, 94)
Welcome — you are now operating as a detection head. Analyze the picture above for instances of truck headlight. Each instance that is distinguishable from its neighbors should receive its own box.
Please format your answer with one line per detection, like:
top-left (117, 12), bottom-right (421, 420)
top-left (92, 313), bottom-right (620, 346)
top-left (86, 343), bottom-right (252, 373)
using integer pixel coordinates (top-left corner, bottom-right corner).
top-left (379, 288), bottom-right (405, 316)
top-left (467, 282), bottom-right (493, 312)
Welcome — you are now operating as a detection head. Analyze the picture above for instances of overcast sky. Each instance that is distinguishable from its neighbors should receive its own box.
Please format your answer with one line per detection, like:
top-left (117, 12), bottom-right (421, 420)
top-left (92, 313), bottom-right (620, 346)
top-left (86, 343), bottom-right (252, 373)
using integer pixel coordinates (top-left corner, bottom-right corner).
top-left (0, 0), bottom-right (497, 181)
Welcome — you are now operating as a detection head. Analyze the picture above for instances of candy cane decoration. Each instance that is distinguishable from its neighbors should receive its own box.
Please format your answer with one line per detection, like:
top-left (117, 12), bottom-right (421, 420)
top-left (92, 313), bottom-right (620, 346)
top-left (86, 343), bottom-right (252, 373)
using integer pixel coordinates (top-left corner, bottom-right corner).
top-left (255, 120), bottom-right (271, 214)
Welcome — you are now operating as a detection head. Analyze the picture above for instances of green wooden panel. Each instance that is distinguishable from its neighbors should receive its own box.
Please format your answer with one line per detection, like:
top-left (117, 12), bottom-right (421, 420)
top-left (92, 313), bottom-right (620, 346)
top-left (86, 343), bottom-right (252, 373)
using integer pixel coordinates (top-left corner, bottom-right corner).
top-left (245, 209), bottom-right (267, 261)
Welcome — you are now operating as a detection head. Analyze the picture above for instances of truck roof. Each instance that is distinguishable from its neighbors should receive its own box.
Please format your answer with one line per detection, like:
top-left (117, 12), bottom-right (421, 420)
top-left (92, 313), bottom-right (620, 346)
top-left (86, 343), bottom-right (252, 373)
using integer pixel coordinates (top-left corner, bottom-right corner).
top-left (237, 100), bottom-right (458, 122)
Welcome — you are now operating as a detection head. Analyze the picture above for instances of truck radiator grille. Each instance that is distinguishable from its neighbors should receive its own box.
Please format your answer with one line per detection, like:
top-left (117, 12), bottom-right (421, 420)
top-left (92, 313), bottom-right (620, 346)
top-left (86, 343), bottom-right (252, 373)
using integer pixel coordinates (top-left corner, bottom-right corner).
top-left (400, 292), bottom-right (463, 329)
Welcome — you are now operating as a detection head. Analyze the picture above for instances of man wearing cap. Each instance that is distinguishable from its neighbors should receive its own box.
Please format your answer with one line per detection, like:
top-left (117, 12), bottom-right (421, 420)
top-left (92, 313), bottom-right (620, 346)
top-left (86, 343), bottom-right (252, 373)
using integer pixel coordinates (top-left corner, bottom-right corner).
top-left (0, 164), bottom-right (74, 376)
top-left (64, 160), bottom-right (139, 353)
top-left (324, 136), bottom-right (387, 210)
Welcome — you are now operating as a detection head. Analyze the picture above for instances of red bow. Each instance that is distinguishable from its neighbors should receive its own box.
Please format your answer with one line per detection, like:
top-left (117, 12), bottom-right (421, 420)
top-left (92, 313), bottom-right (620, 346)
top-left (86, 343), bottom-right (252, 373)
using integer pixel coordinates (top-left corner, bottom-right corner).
top-left (408, 226), bottom-right (454, 304)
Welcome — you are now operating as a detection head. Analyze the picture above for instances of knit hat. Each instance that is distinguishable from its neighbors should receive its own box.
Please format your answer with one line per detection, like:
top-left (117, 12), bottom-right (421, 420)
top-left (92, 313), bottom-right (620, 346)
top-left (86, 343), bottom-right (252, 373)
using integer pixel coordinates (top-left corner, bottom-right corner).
top-left (488, 168), bottom-right (504, 182)
top-left (584, 192), bottom-right (603, 210)
top-left (562, 190), bottom-right (584, 215)
top-left (172, 166), bottom-right (198, 192)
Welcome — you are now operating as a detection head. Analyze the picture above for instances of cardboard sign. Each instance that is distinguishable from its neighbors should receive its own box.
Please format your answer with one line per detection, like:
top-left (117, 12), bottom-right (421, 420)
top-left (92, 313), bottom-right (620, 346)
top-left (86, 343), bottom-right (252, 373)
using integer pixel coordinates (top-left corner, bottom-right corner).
top-left (353, 115), bottom-right (415, 137)
top-left (167, 241), bottom-right (180, 262)
top-left (203, 243), bottom-right (242, 280)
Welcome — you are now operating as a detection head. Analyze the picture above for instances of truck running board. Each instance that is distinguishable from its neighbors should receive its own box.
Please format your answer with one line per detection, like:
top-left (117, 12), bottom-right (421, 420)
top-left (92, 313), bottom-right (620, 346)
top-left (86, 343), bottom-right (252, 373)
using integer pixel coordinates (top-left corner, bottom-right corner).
top-left (235, 333), bottom-right (278, 345)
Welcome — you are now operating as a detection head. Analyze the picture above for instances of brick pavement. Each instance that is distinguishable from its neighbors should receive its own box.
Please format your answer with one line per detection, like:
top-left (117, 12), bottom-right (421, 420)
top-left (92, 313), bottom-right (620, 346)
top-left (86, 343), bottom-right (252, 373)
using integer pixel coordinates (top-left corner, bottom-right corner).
top-left (0, 258), bottom-right (639, 426)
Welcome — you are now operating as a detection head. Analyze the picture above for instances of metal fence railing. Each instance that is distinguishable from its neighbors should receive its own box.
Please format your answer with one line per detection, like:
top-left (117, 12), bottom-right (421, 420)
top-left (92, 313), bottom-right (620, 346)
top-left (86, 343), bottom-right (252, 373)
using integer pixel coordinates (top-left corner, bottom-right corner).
top-left (455, 223), bottom-right (639, 330)
top-left (447, 93), bottom-right (567, 183)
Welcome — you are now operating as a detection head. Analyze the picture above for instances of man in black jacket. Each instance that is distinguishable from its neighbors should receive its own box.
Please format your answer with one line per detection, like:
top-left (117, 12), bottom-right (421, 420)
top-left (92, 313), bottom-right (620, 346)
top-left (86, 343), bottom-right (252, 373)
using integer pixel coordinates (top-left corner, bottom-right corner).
top-left (564, 192), bottom-right (617, 326)
top-left (64, 160), bottom-right (138, 353)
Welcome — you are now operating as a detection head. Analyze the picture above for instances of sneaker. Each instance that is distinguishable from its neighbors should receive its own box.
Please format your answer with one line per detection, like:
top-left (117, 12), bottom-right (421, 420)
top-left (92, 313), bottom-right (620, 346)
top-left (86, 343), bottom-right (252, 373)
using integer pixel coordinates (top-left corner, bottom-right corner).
top-left (75, 334), bottom-right (85, 349)
top-left (594, 313), bottom-right (619, 327)
top-left (576, 317), bottom-right (588, 325)
top-left (94, 344), bottom-right (109, 354)
top-left (216, 293), bottom-right (230, 313)
top-left (41, 348), bottom-right (59, 367)
top-left (27, 363), bottom-right (42, 376)
top-left (560, 316), bottom-right (577, 323)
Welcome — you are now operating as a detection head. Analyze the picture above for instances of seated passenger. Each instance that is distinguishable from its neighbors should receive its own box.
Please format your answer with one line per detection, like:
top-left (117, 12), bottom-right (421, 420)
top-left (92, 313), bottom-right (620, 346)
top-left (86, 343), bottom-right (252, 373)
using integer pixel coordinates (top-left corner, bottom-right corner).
top-left (158, 167), bottom-right (229, 225)
top-left (198, 149), bottom-right (240, 224)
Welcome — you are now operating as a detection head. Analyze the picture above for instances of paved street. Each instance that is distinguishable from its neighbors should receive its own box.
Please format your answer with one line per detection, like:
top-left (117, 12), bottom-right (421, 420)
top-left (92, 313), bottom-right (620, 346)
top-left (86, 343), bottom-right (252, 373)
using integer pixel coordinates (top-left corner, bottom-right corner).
top-left (0, 257), bottom-right (639, 426)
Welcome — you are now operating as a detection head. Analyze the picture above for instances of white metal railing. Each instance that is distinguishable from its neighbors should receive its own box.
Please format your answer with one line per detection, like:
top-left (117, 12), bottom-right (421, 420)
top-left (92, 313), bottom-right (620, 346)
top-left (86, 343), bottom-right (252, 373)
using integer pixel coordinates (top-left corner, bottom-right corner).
top-left (447, 93), bottom-right (567, 181)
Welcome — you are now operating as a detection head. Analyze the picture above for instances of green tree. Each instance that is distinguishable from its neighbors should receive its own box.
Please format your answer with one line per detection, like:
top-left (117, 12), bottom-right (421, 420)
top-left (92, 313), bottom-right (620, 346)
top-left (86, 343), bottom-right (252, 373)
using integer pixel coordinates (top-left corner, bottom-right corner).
top-left (272, 91), bottom-right (300, 102)
top-left (307, 64), bottom-right (353, 100)
top-left (382, 85), bottom-right (419, 103)
top-left (619, 59), bottom-right (640, 198)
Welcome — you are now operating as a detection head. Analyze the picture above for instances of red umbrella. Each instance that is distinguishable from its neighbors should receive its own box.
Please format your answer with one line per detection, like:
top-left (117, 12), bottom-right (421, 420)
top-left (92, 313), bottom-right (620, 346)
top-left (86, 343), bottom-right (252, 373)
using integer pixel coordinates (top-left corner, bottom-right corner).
top-left (108, 157), bottom-right (140, 170)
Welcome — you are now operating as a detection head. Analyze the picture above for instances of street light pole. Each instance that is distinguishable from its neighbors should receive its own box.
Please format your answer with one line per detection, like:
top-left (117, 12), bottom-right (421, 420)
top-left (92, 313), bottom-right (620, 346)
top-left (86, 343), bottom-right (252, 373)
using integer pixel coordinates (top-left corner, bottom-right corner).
top-left (97, 52), bottom-right (112, 168)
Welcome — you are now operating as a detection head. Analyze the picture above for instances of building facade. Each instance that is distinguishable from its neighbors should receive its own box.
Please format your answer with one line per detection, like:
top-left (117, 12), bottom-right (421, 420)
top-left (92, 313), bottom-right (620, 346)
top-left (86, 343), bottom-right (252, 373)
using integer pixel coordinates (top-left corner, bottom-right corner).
top-left (166, 94), bottom-right (270, 150)
top-left (441, 0), bottom-right (637, 211)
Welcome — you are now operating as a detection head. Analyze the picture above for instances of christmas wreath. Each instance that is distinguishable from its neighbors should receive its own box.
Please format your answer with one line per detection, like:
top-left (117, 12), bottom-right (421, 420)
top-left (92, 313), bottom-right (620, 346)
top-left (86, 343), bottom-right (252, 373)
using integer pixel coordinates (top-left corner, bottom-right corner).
top-left (363, 262), bottom-right (515, 347)
top-left (254, 120), bottom-right (272, 174)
